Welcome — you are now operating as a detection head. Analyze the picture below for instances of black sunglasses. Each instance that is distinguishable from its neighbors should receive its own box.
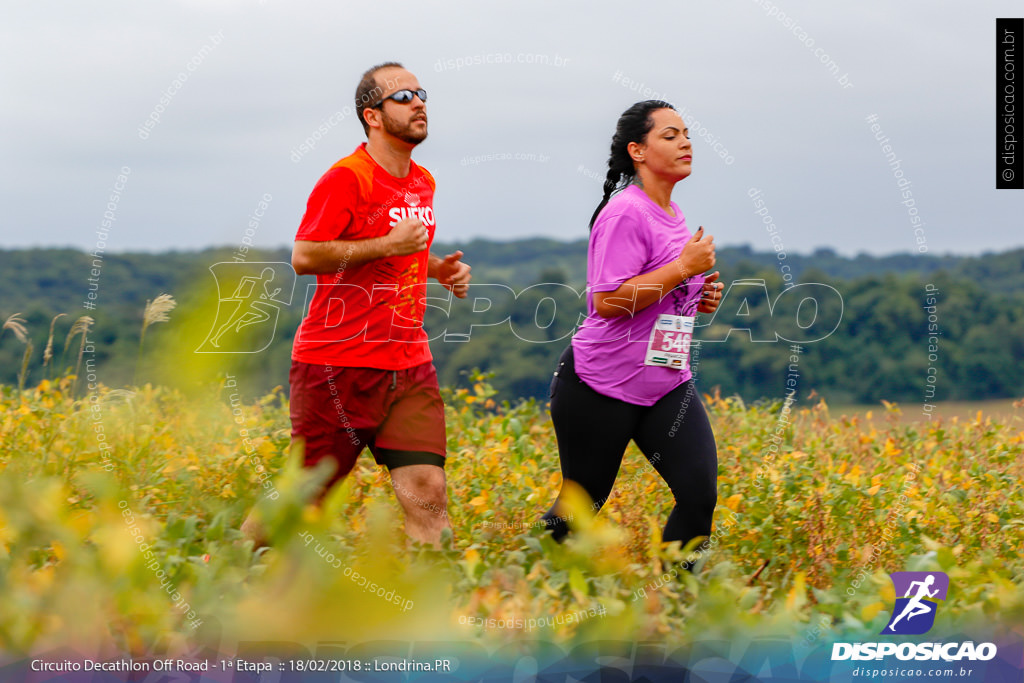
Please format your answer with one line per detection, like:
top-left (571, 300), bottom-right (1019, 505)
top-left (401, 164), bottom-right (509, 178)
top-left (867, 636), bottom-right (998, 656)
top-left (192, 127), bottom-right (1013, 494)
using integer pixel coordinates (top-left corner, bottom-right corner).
top-left (371, 89), bottom-right (427, 108)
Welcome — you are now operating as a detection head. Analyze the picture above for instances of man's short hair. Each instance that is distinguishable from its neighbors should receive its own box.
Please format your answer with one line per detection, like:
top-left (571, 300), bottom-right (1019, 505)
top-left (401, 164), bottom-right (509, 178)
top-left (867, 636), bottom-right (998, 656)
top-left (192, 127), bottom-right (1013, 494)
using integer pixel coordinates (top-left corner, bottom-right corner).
top-left (355, 61), bottom-right (403, 136)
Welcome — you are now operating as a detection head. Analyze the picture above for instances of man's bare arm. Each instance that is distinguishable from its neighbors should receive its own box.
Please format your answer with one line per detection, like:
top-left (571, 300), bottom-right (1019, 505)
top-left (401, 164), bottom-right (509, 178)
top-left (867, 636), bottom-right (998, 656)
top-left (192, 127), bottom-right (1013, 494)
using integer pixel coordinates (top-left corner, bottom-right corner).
top-left (427, 252), bottom-right (443, 278)
top-left (428, 250), bottom-right (472, 298)
top-left (292, 217), bottom-right (428, 275)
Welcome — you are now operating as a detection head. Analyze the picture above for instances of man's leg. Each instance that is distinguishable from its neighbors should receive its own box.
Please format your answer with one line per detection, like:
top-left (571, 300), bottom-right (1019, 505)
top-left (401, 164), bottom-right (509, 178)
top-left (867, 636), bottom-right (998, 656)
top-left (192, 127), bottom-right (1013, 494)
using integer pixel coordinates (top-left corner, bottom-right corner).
top-left (373, 363), bottom-right (449, 546)
top-left (240, 510), bottom-right (268, 547)
top-left (385, 458), bottom-right (450, 546)
top-left (242, 361), bottom-right (374, 546)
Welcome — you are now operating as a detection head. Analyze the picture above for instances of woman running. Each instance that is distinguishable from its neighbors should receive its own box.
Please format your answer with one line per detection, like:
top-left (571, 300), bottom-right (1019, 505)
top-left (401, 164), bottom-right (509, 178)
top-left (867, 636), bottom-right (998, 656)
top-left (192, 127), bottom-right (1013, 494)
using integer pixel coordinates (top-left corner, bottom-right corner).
top-left (542, 100), bottom-right (724, 566)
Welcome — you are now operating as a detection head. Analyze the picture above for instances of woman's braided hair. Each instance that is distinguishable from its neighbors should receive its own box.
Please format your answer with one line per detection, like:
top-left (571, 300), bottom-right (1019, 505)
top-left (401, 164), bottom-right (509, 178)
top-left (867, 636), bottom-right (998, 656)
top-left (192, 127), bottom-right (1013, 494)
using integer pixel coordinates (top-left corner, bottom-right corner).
top-left (589, 100), bottom-right (675, 229)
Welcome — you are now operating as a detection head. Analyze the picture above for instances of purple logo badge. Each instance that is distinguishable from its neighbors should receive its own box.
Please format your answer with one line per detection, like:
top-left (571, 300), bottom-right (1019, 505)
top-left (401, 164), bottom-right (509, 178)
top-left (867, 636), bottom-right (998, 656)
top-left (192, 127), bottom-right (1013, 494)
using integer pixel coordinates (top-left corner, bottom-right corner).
top-left (881, 571), bottom-right (949, 635)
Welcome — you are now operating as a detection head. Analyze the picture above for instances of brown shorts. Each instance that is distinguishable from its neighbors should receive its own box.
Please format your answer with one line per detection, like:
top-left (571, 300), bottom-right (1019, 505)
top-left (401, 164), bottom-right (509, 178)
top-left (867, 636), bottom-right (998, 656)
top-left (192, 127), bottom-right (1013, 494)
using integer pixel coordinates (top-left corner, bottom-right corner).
top-left (289, 359), bottom-right (447, 489)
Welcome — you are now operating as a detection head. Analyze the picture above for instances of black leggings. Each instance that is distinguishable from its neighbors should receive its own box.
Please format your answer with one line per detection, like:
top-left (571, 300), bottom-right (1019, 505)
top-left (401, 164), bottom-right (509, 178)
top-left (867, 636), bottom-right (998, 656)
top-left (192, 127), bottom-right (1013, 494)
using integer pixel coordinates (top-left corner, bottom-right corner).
top-left (542, 345), bottom-right (718, 559)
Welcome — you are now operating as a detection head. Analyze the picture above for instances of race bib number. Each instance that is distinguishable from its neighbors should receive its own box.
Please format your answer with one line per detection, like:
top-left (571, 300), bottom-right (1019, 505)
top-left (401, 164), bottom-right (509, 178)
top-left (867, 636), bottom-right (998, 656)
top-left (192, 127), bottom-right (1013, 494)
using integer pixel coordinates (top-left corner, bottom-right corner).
top-left (644, 315), bottom-right (694, 370)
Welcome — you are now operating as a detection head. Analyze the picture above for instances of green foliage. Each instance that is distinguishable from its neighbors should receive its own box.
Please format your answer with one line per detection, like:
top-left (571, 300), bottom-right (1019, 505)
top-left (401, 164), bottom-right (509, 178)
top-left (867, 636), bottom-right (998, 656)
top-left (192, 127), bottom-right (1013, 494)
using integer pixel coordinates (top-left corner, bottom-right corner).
top-left (1, 377), bottom-right (1021, 653)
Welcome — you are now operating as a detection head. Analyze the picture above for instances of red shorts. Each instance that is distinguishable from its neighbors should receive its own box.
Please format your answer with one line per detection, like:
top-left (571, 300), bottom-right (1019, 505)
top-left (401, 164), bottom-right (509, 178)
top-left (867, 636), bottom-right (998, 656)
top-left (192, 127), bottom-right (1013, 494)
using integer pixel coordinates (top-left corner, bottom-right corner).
top-left (289, 359), bottom-right (447, 488)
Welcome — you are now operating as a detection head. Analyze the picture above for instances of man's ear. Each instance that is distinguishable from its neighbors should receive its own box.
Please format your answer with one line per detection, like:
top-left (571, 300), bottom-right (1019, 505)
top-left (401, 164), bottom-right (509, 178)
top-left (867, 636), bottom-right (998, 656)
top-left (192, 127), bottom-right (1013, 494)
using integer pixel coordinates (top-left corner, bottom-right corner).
top-left (362, 106), bottom-right (380, 131)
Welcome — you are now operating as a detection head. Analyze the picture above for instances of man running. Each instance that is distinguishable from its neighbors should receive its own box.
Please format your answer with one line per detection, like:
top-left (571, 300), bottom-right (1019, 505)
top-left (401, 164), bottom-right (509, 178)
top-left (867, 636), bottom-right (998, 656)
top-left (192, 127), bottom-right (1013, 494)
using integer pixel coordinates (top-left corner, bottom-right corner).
top-left (244, 62), bottom-right (470, 547)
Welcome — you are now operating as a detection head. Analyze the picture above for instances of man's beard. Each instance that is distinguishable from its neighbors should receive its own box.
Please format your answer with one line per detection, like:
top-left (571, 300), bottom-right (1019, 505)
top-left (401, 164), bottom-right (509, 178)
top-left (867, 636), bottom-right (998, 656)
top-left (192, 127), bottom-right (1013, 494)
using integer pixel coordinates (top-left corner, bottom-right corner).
top-left (382, 109), bottom-right (427, 145)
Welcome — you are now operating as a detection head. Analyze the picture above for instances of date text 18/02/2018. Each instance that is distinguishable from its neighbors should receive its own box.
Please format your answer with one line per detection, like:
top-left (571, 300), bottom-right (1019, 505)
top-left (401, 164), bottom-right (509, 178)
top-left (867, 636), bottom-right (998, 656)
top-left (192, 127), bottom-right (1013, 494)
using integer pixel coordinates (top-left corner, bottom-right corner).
top-left (287, 659), bottom-right (453, 672)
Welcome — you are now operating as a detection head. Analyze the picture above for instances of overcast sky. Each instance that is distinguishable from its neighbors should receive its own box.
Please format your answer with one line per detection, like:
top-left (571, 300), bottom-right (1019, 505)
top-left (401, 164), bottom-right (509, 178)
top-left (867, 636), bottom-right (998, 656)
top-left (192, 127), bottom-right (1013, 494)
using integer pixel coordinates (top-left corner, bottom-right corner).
top-left (2, 0), bottom-right (1021, 257)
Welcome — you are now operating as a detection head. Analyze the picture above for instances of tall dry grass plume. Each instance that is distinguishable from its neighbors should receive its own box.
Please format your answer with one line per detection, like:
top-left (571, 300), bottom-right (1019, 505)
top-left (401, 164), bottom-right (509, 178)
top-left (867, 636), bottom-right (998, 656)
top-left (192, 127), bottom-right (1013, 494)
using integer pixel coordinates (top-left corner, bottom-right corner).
top-left (43, 313), bottom-right (66, 378)
top-left (3, 313), bottom-right (33, 391)
top-left (18, 341), bottom-right (34, 391)
top-left (136, 294), bottom-right (177, 385)
top-left (64, 315), bottom-right (94, 396)
top-left (2, 312), bottom-right (28, 343)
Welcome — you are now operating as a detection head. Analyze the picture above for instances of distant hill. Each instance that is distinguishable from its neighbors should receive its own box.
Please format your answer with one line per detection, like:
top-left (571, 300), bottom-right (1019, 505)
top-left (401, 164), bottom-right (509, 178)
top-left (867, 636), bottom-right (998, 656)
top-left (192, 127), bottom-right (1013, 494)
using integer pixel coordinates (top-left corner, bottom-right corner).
top-left (432, 239), bottom-right (1024, 292)
top-left (1, 243), bottom-right (1022, 404)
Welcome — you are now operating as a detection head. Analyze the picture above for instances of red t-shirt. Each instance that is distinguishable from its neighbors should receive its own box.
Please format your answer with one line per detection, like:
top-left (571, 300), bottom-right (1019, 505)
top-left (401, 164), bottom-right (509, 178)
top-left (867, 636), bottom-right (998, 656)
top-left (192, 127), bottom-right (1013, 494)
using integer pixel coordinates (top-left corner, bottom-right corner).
top-left (292, 143), bottom-right (436, 369)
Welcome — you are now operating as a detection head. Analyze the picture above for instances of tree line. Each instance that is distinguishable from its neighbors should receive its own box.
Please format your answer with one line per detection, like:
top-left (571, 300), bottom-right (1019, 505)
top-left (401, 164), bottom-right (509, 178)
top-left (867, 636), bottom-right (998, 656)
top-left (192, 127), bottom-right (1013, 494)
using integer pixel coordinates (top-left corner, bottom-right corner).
top-left (1, 243), bottom-right (1022, 405)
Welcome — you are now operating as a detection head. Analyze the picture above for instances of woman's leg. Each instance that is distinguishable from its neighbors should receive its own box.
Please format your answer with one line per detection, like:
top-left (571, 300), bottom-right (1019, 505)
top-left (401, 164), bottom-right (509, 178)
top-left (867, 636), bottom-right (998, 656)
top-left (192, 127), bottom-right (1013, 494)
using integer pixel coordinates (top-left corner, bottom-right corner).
top-left (541, 345), bottom-right (639, 540)
top-left (632, 380), bottom-right (719, 563)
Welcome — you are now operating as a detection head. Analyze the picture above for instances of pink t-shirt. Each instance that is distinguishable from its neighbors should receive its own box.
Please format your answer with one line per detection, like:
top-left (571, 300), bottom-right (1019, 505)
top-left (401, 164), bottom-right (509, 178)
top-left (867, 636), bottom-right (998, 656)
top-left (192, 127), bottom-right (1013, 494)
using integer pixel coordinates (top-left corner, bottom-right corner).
top-left (572, 184), bottom-right (705, 405)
